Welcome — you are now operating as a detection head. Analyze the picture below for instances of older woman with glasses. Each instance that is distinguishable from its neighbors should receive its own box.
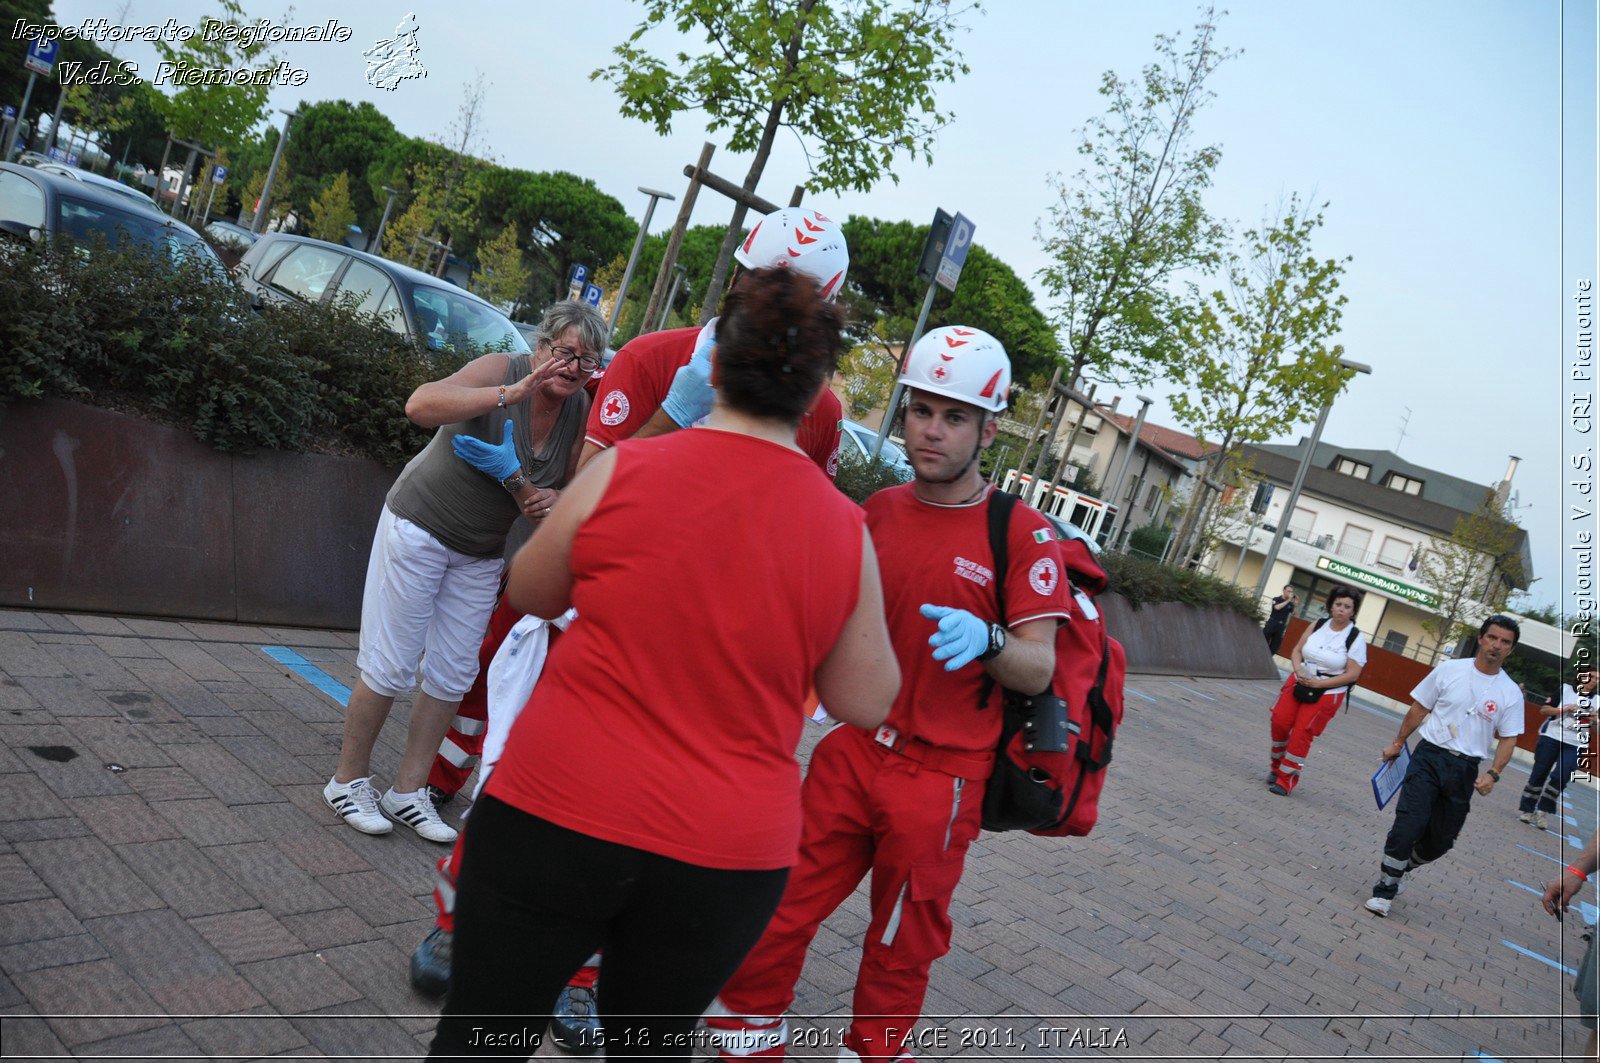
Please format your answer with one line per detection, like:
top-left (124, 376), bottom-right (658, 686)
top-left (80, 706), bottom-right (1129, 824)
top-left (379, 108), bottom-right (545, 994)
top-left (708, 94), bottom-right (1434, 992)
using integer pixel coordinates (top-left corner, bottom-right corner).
top-left (322, 301), bottom-right (605, 846)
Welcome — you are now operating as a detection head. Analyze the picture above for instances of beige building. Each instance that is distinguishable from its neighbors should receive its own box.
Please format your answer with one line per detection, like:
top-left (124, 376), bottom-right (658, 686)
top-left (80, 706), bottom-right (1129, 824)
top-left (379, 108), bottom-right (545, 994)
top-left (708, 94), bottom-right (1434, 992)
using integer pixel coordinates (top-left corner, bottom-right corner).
top-left (1208, 440), bottom-right (1544, 664)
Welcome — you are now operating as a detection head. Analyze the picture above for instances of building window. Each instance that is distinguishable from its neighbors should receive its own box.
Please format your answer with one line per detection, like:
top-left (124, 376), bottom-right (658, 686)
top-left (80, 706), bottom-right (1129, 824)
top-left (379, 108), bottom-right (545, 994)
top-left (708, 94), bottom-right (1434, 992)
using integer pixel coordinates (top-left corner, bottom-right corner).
top-left (1146, 483), bottom-right (1160, 510)
top-left (1382, 630), bottom-right (1408, 654)
top-left (1287, 506), bottom-right (1316, 540)
top-left (1385, 473), bottom-right (1423, 495)
top-left (1334, 457), bottom-right (1372, 480)
top-left (1377, 536), bottom-right (1412, 573)
top-left (1338, 524), bottom-right (1372, 562)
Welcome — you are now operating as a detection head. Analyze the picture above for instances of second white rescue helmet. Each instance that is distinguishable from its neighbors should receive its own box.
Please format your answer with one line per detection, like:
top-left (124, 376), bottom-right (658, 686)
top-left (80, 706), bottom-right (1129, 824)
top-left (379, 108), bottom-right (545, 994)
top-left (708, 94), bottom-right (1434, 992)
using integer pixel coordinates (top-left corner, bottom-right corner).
top-left (734, 207), bottom-right (849, 301)
top-left (898, 325), bottom-right (1011, 413)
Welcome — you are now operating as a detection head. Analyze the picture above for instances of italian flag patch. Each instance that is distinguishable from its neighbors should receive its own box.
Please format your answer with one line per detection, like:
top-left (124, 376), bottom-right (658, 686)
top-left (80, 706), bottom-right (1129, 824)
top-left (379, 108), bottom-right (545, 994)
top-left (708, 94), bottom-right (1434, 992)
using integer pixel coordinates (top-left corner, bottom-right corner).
top-left (1033, 528), bottom-right (1053, 544)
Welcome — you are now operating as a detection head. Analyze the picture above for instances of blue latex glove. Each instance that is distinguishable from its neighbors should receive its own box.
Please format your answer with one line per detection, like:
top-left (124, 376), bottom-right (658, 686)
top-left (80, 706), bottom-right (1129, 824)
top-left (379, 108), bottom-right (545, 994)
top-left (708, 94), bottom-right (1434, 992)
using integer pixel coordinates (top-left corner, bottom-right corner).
top-left (452, 419), bottom-right (521, 480)
top-left (660, 321), bottom-right (717, 428)
top-left (920, 603), bottom-right (989, 671)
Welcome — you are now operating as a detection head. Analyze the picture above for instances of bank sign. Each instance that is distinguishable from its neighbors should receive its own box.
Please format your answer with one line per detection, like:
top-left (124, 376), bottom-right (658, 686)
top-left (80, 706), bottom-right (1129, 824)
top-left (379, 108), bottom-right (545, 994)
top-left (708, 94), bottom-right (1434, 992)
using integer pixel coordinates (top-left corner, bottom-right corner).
top-left (1316, 556), bottom-right (1439, 610)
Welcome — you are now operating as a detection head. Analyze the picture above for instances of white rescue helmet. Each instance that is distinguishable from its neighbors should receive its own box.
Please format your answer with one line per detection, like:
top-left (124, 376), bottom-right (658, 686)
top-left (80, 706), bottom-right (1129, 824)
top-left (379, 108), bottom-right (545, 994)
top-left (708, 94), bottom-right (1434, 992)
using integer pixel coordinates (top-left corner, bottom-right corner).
top-left (734, 207), bottom-right (849, 301)
top-left (898, 325), bottom-right (1011, 413)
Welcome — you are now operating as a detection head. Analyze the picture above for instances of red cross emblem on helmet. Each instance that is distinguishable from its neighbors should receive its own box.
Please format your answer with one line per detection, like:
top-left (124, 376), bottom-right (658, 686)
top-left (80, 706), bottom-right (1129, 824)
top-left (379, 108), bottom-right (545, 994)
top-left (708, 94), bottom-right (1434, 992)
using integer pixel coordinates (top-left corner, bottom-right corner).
top-left (930, 364), bottom-right (949, 382)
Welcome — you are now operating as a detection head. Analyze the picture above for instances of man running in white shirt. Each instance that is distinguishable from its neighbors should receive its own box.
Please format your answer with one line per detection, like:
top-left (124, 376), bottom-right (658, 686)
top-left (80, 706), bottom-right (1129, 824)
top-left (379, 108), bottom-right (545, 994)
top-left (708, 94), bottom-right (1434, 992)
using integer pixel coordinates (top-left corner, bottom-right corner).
top-left (1364, 615), bottom-right (1525, 917)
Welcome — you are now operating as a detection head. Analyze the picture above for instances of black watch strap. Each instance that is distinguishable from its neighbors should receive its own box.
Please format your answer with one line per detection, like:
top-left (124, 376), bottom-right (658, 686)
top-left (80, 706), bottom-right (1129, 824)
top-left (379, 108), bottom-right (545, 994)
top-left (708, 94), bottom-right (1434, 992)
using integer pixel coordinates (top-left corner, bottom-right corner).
top-left (1487, 769), bottom-right (1501, 781)
top-left (978, 622), bottom-right (1006, 662)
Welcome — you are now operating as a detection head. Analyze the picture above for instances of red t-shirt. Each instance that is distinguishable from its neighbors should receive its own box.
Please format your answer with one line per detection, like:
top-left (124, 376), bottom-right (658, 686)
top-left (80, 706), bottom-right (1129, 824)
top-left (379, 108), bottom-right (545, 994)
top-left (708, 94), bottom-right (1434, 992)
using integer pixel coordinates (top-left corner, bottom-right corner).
top-left (863, 485), bottom-right (1072, 753)
top-left (586, 326), bottom-right (843, 477)
top-left (487, 430), bottom-right (865, 870)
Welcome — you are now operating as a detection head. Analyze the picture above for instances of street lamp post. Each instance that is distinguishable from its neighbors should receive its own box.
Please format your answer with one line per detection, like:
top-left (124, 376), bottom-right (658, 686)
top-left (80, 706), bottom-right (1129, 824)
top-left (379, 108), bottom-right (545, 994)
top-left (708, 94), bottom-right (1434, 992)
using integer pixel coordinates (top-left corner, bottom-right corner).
top-left (369, 185), bottom-right (402, 254)
top-left (608, 187), bottom-right (676, 340)
top-left (1250, 358), bottom-right (1374, 602)
top-left (250, 110), bottom-right (298, 235)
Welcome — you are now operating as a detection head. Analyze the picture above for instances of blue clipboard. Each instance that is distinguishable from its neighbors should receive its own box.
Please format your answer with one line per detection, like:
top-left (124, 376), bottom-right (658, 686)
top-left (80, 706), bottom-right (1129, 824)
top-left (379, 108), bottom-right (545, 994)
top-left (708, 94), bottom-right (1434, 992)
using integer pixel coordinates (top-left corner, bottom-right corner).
top-left (1372, 742), bottom-right (1411, 810)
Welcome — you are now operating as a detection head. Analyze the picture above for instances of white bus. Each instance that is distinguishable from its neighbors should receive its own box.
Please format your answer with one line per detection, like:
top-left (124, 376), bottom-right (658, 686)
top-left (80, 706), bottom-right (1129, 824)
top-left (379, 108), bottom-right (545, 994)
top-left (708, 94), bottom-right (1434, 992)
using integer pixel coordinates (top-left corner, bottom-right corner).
top-left (999, 471), bottom-right (1120, 545)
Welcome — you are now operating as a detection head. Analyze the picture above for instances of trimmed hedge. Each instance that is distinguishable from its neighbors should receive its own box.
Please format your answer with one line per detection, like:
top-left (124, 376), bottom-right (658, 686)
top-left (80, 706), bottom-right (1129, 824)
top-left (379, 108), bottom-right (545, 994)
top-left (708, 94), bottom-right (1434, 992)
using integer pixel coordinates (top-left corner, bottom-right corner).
top-left (1100, 549), bottom-right (1262, 624)
top-left (0, 239), bottom-right (471, 466)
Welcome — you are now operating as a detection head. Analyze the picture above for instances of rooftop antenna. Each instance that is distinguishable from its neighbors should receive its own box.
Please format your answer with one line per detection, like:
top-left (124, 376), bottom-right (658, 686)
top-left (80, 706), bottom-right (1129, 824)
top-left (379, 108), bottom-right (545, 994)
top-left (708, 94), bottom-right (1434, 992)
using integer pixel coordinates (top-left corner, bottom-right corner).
top-left (1395, 406), bottom-right (1412, 454)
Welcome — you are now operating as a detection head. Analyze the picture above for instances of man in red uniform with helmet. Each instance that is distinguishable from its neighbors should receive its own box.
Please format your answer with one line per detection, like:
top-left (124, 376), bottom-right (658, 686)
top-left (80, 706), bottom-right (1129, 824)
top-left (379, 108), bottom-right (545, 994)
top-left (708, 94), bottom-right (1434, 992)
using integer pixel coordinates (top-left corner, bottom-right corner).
top-left (708, 327), bottom-right (1072, 1063)
top-left (410, 207), bottom-right (853, 1054)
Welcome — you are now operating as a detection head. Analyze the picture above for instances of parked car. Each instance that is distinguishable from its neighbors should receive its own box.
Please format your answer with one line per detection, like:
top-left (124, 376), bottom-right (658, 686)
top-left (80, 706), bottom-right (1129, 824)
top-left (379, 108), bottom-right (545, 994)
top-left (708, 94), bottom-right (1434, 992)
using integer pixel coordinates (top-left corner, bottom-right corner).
top-left (0, 161), bottom-right (223, 272)
top-left (32, 163), bottom-right (162, 212)
top-left (839, 418), bottom-right (914, 481)
top-left (202, 218), bottom-right (259, 269)
top-left (234, 232), bottom-right (529, 353)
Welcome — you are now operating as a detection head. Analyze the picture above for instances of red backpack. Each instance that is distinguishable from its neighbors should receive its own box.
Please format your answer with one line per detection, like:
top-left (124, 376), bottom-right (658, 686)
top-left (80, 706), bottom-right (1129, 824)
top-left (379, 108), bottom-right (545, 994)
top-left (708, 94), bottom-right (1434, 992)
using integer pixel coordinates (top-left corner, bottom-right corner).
top-left (980, 491), bottom-right (1127, 837)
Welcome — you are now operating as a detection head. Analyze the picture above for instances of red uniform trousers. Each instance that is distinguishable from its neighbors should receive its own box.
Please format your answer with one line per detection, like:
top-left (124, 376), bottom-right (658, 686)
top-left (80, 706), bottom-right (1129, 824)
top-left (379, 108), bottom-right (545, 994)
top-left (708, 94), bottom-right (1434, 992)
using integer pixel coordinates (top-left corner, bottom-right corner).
top-left (425, 597), bottom-right (525, 799)
top-left (714, 725), bottom-right (987, 1062)
top-left (1268, 675), bottom-right (1347, 793)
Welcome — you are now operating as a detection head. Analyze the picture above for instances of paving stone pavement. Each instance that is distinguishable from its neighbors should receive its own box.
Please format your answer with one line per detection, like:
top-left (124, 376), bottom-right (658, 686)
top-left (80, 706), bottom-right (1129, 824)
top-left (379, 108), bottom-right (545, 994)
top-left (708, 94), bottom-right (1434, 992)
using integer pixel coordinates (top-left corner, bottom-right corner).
top-left (0, 607), bottom-right (1592, 1061)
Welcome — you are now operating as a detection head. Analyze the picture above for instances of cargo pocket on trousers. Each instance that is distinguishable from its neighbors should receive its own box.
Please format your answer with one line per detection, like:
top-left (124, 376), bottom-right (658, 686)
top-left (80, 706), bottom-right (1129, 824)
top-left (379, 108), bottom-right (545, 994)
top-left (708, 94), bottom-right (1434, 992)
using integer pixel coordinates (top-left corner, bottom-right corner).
top-left (879, 857), bottom-right (967, 970)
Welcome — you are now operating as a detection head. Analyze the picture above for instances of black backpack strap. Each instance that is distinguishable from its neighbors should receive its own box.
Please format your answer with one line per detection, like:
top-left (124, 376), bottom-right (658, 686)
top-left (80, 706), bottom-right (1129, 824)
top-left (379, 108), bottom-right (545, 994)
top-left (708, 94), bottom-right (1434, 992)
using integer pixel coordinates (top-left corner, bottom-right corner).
top-left (1346, 625), bottom-right (1359, 650)
top-left (979, 489), bottom-right (1020, 710)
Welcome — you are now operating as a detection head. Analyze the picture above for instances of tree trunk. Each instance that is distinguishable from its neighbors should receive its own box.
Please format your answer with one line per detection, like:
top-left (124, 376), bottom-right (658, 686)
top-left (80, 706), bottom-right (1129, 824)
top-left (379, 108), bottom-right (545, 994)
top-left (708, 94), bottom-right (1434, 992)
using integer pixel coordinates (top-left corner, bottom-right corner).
top-left (697, 0), bottom-right (817, 325)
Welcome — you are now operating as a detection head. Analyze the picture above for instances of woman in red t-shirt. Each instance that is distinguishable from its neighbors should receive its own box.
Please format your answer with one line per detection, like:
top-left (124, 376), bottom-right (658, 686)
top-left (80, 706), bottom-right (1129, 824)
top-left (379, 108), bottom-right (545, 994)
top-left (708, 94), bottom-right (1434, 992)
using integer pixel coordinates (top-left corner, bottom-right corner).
top-left (429, 269), bottom-right (900, 1060)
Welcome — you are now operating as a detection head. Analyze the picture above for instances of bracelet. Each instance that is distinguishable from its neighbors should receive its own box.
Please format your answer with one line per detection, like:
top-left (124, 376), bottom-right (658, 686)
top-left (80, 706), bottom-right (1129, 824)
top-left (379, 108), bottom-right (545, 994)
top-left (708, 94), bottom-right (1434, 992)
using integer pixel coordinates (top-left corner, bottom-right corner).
top-left (1487, 769), bottom-right (1501, 782)
top-left (1568, 865), bottom-right (1589, 882)
top-left (497, 386), bottom-right (507, 408)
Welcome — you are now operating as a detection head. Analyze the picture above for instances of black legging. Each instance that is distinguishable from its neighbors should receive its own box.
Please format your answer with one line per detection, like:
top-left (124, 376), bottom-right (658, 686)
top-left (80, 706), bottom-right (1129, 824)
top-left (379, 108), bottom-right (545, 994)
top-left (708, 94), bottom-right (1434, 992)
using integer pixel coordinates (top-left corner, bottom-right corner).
top-left (429, 794), bottom-right (789, 1061)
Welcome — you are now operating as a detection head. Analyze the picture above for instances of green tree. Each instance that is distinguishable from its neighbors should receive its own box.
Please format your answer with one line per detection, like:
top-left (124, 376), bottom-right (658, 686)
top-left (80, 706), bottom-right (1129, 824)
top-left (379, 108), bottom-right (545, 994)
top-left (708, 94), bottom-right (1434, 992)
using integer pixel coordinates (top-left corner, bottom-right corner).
top-left (151, 0), bottom-right (278, 149)
top-left (1036, 6), bottom-right (1232, 390)
top-left (473, 224), bottom-right (533, 309)
top-left (307, 172), bottom-right (356, 243)
top-left (1165, 196), bottom-right (1352, 566)
top-left (840, 215), bottom-right (1059, 383)
top-left (283, 99), bottom-right (401, 231)
top-left (1420, 495), bottom-right (1529, 665)
top-left (595, 0), bottom-right (977, 324)
top-left (836, 332), bottom-right (899, 418)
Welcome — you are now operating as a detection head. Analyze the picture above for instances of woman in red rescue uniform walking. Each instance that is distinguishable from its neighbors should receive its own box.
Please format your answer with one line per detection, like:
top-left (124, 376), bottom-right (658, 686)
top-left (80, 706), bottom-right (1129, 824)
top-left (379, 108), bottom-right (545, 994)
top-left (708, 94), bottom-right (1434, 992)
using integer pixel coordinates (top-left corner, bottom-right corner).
top-left (1267, 585), bottom-right (1368, 795)
top-left (427, 268), bottom-right (900, 1060)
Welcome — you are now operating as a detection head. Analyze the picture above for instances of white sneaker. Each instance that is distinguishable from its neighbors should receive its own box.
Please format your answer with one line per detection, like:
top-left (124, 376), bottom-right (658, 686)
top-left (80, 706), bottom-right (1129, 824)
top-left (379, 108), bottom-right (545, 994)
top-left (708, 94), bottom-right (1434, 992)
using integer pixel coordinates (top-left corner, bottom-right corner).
top-left (324, 777), bottom-right (392, 835)
top-left (1364, 895), bottom-right (1391, 917)
top-left (1519, 811), bottom-right (1535, 824)
top-left (381, 788), bottom-right (458, 843)
top-left (1535, 812), bottom-right (1550, 831)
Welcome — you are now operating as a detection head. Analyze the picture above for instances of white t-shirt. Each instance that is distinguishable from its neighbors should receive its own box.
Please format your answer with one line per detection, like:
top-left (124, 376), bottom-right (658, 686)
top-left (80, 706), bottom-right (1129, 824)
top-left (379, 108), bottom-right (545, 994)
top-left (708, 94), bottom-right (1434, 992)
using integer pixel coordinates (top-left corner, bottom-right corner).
top-left (1299, 620), bottom-right (1369, 696)
top-left (1412, 657), bottom-right (1526, 759)
top-left (1540, 683), bottom-right (1594, 748)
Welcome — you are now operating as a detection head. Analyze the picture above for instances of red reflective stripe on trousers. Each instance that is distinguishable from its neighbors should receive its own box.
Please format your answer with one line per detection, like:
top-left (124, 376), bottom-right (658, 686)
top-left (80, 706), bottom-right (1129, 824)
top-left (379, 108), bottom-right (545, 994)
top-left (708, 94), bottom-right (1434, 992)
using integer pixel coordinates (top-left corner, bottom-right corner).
top-left (426, 597), bottom-right (524, 798)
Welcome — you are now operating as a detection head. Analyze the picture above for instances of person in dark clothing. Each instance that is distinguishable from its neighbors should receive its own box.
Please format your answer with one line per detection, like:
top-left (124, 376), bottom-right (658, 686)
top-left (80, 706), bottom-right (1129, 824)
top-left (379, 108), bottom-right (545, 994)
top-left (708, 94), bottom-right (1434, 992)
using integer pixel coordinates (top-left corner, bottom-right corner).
top-left (1263, 584), bottom-right (1297, 655)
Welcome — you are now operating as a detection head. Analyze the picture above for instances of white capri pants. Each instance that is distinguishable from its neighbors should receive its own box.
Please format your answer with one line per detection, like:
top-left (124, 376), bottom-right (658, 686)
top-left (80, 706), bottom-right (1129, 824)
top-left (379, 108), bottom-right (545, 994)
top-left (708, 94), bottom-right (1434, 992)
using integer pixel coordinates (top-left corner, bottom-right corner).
top-left (356, 506), bottom-right (504, 702)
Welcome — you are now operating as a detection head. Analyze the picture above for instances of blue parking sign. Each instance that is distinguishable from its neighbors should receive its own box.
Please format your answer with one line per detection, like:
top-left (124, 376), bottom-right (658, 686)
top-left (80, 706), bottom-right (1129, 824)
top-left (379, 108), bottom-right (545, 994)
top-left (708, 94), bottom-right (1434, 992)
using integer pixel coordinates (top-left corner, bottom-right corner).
top-left (24, 39), bottom-right (57, 76)
top-left (568, 263), bottom-right (588, 287)
top-left (582, 283), bottom-right (602, 308)
top-left (934, 212), bottom-right (975, 293)
top-left (2, 106), bottom-right (14, 122)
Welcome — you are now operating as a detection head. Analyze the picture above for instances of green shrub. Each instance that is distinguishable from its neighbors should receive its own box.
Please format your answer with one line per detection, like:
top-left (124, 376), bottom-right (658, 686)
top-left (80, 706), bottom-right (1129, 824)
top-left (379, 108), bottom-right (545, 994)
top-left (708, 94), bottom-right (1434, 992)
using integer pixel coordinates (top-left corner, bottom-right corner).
top-left (833, 446), bottom-right (908, 505)
top-left (1100, 549), bottom-right (1262, 623)
top-left (1126, 522), bottom-right (1173, 559)
top-left (0, 239), bottom-right (473, 466)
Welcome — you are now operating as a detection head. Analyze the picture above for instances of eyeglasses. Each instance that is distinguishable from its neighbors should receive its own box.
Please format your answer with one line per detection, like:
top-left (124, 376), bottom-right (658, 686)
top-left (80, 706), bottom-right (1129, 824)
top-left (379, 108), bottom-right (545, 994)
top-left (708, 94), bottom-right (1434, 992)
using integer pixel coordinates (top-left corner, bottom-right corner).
top-left (549, 344), bottom-right (602, 372)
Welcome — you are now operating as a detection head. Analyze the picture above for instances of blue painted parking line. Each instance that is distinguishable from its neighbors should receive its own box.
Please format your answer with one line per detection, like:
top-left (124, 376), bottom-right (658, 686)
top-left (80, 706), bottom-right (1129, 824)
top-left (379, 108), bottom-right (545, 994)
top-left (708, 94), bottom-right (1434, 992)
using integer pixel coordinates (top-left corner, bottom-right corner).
top-left (1567, 814), bottom-right (1579, 827)
top-left (1569, 834), bottom-right (1586, 850)
top-left (1126, 688), bottom-right (1158, 703)
top-left (1472, 1053), bottom-right (1505, 1062)
top-left (261, 646), bottom-right (351, 707)
top-left (1517, 844), bottom-right (1564, 863)
top-left (1501, 939), bottom-right (1576, 975)
top-left (1166, 681), bottom-right (1217, 702)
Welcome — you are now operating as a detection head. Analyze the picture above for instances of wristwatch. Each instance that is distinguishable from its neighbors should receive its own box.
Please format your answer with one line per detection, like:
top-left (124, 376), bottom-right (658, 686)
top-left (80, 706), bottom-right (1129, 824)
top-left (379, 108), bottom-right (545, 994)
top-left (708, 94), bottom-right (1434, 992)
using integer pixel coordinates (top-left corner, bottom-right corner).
top-left (1487, 769), bottom-right (1501, 782)
top-left (499, 471), bottom-right (528, 492)
top-left (978, 622), bottom-right (1007, 662)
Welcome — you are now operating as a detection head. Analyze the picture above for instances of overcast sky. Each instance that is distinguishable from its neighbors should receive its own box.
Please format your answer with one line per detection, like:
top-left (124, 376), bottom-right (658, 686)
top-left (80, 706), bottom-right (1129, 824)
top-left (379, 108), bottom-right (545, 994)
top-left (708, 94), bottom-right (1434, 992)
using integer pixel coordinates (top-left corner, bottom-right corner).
top-left (48, 0), bottom-right (1597, 610)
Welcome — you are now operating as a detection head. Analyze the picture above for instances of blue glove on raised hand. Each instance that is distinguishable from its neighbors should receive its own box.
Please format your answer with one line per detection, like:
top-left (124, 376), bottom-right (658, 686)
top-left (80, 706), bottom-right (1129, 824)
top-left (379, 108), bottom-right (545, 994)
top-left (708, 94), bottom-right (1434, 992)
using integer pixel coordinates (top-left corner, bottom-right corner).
top-left (920, 603), bottom-right (989, 671)
top-left (451, 419), bottom-right (521, 480)
top-left (660, 320), bottom-right (718, 428)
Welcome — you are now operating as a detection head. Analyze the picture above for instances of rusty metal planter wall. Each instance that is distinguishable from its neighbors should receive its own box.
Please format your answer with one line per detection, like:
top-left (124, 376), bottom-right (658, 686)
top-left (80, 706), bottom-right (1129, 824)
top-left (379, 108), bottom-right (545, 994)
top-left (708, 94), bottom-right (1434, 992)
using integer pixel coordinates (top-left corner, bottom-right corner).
top-left (1098, 593), bottom-right (1280, 679)
top-left (0, 399), bottom-right (397, 629)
